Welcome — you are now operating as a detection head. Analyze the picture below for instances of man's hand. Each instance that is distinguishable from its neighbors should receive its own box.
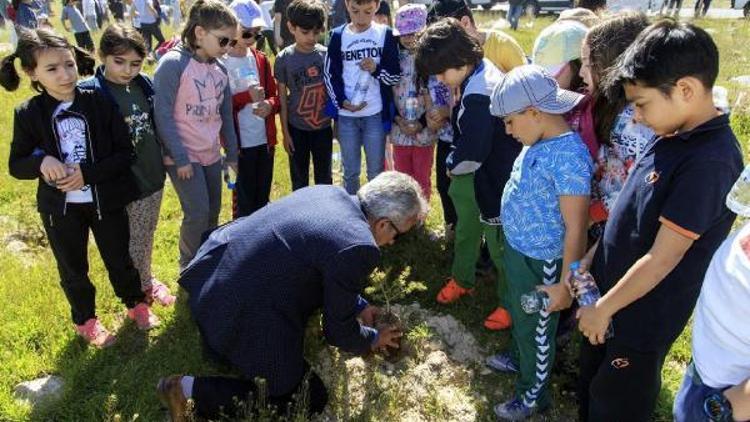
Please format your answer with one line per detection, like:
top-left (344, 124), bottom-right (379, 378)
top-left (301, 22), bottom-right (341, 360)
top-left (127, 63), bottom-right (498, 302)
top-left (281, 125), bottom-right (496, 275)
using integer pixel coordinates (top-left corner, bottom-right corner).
top-left (56, 164), bottom-right (85, 192)
top-left (343, 100), bottom-right (367, 113)
top-left (359, 58), bottom-right (376, 73)
top-left (40, 155), bottom-right (68, 183)
top-left (252, 100), bottom-right (272, 119)
top-left (358, 305), bottom-right (381, 327)
top-left (372, 324), bottom-right (402, 353)
top-left (537, 282), bottom-right (573, 313)
top-left (577, 302), bottom-right (612, 345)
top-left (176, 163), bottom-right (194, 180)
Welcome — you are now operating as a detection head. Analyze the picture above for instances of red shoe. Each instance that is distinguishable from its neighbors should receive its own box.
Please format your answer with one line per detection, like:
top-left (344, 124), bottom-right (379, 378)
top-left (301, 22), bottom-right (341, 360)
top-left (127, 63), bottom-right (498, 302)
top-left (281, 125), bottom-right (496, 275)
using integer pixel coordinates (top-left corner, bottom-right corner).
top-left (75, 318), bottom-right (117, 348)
top-left (127, 302), bottom-right (160, 330)
top-left (484, 307), bottom-right (512, 330)
top-left (144, 279), bottom-right (176, 307)
top-left (436, 278), bottom-right (475, 304)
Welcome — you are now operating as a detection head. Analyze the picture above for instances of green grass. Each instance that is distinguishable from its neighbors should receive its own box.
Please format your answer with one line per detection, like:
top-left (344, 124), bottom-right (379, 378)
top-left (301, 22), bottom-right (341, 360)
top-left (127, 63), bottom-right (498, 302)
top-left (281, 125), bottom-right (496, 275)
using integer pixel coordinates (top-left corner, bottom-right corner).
top-left (0, 12), bottom-right (749, 421)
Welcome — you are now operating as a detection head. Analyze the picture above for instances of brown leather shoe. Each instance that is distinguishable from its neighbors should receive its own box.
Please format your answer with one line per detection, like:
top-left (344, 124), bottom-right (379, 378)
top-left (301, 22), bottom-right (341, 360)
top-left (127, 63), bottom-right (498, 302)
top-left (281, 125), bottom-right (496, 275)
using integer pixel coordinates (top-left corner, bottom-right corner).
top-left (156, 375), bottom-right (188, 422)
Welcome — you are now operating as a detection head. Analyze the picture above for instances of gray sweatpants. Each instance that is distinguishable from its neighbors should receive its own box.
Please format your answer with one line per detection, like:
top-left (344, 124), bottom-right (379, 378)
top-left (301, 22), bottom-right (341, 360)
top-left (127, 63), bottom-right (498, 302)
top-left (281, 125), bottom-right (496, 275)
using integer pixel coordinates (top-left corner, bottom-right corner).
top-left (167, 162), bottom-right (222, 270)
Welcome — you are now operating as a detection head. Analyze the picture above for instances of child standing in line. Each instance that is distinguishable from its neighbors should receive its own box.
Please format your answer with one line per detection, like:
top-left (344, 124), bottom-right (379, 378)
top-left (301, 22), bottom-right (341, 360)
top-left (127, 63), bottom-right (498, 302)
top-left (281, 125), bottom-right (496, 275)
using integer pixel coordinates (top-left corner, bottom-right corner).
top-left (577, 21), bottom-right (743, 421)
top-left (226, 0), bottom-right (280, 217)
top-left (3, 28), bottom-right (159, 348)
top-left (390, 4), bottom-right (435, 199)
top-left (153, 0), bottom-right (239, 270)
top-left (415, 19), bottom-right (522, 331)
top-left (80, 24), bottom-right (175, 306)
top-left (486, 65), bottom-right (592, 420)
top-left (275, 0), bottom-right (332, 191)
top-left (61, 0), bottom-right (94, 52)
top-left (324, 0), bottom-right (401, 194)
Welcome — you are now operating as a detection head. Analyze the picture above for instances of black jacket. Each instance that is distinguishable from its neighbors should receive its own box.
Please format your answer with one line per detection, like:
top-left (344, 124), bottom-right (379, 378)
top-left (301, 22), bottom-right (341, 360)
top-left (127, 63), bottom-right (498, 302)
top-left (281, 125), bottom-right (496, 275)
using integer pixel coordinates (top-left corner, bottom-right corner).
top-left (8, 87), bottom-right (139, 216)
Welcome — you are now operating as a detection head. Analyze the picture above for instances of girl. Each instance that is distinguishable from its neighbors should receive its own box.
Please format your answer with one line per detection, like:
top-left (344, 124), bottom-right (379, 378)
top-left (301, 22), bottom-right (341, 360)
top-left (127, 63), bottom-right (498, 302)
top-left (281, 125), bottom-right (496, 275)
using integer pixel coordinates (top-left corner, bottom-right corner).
top-left (580, 13), bottom-right (655, 237)
top-left (225, 0), bottom-right (279, 218)
top-left (3, 28), bottom-right (159, 348)
top-left (153, 0), bottom-right (239, 270)
top-left (390, 4), bottom-right (435, 200)
top-left (80, 24), bottom-right (176, 306)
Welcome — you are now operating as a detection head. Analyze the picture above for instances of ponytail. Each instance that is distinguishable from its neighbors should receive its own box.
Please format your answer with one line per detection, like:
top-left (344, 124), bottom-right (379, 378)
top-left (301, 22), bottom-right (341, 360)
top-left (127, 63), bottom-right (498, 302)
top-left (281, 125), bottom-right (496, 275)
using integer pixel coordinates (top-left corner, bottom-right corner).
top-left (73, 46), bottom-right (96, 77)
top-left (0, 53), bottom-right (20, 91)
top-left (181, 0), bottom-right (237, 50)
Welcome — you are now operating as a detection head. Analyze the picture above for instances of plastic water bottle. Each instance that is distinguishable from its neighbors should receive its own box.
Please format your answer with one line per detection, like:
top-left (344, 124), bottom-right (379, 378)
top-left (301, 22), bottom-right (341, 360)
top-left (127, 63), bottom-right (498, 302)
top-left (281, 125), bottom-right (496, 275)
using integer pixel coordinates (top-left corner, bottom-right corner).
top-left (404, 94), bottom-right (419, 121)
top-left (570, 261), bottom-right (614, 339)
top-left (726, 164), bottom-right (750, 217)
top-left (520, 290), bottom-right (550, 314)
top-left (351, 69), bottom-right (371, 107)
top-left (223, 158), bottom-right (237, 190)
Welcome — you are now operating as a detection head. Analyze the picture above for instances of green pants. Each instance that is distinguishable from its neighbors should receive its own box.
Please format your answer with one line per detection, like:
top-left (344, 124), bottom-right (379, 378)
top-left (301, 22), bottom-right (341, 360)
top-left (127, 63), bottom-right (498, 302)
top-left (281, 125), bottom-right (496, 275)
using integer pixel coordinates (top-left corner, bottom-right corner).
top-left (448, 173), bottom-right (507, 304)
top-left (504, 243), bottom-right (562, 409)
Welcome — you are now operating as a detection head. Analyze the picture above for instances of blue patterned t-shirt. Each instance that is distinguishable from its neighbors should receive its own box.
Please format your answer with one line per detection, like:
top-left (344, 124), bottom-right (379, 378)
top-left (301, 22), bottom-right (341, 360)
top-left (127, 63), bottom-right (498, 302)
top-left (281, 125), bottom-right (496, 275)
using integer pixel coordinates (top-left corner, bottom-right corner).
top-left (501, 132), bottom-right (593, 260)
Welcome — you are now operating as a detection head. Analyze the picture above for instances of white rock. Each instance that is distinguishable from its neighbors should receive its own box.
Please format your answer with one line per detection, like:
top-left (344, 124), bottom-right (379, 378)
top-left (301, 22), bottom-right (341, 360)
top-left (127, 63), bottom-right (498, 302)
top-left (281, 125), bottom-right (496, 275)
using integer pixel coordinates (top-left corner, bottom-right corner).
top-left (14, 375), bottom-right (64, 405)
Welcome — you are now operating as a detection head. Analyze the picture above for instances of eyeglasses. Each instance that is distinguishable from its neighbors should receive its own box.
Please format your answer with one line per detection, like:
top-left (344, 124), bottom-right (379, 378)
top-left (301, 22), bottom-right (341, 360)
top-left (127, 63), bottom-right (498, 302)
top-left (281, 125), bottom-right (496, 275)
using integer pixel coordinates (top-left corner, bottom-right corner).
top-left (387, 219), bottom-right (406, 241)
top-left (209, 31), bottom-right (237, 48)
top-left (241, 29), bottom-right (262, 40)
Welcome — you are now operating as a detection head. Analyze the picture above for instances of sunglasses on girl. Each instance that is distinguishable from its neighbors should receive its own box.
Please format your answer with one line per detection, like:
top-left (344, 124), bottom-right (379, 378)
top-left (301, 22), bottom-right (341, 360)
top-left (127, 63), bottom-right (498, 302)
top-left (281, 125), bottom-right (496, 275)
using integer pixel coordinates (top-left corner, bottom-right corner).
top-left (210, 31), bottom-right (237, 48)
top-left (241, 29), bottom-right (262, 40)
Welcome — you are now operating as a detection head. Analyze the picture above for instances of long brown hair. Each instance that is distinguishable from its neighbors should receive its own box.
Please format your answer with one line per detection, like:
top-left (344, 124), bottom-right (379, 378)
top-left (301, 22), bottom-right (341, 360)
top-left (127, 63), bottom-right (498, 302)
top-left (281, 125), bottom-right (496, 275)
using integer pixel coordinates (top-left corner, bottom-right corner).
top-left (0, 27), bottom-right (95, 92)
top-left (181, 0), bottom-right (237, 51)
top-left (586, 12), bottom-right (649, 144)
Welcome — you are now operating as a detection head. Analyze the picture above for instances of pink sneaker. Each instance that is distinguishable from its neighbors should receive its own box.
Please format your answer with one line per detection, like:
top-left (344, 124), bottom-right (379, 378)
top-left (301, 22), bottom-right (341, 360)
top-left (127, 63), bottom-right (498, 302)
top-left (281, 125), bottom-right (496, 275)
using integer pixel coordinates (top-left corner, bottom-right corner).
top-left (144, 279), bottom-right (176, 307)
top-left (75, 318), bottom-right (117, 348)
top-left (127, 302), bottom-right (160, 330)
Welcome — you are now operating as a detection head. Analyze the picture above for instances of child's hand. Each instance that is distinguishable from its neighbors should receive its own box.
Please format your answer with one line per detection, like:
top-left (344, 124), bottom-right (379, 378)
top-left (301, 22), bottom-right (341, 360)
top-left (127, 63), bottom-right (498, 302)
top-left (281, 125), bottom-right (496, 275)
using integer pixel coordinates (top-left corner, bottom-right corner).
top-left (359, 58), bottom-right (376, 73)
top-left (40, 156), bottom-right (68, 183)
top-left (176, 164), bottom-right (194, 180)
top-left (252, 100), bottom-right (272, 118)
top-left (537, 282), bottom-right (573, 313)
top-left (248, 85), bottom-right (265, 103)
top-left (56, 164), bottom-right (85, 192)
top-left (282, 133), bottom-right (295, 154)
top-left (577, 302), bottom-right (612, 345)
top-left (226, 160), bottom-right (238, 174)
top-left (343, 100), bottom-right (367, 112)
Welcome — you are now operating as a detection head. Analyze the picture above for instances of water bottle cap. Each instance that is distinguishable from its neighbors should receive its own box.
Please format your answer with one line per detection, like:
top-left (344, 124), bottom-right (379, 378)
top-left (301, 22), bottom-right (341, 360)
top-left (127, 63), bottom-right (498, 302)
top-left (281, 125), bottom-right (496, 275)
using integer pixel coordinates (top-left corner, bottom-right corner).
top-left (570, 261), bottom-right (580, 271)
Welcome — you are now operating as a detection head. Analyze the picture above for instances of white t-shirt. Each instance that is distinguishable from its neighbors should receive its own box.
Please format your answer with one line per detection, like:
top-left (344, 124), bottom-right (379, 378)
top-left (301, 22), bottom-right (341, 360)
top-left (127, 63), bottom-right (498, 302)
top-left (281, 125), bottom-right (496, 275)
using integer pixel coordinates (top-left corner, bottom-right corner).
top-left (338, 23), bottom-right (387, 118)
top-left (693, 220), bottom-right (750, 388)
top-left (223, 54), bottom-right (268, 149)
top-left (54, 102), bottom-right (93, 203)
top-left (133, 0), bottom-right (157, 24)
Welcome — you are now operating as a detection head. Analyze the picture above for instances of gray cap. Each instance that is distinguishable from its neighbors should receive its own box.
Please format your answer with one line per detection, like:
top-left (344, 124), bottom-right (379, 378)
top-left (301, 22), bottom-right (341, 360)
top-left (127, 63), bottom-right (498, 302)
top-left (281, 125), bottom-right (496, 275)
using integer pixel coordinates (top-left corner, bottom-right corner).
top-left (490, 64), bottom-right (584, 118)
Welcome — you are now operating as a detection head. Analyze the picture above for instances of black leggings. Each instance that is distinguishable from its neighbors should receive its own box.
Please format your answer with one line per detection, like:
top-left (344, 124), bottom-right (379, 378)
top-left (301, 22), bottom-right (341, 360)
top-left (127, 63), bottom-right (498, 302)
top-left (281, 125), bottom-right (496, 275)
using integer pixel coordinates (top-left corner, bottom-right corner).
top-left (192, 366), bottom-right (328, 418)
top-left (234, 145), bottom-right (275, 218)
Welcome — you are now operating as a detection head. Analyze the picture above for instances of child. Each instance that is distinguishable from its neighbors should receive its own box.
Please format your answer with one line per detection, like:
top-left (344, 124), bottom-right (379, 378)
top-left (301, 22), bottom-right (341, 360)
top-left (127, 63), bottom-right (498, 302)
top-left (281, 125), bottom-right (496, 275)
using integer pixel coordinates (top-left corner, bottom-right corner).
top-left (80, 24), bottom-right (175, 306)
top-left (486, 64), bottom-right (592, 420)
top-left (672, 217), bottom-right (750, 422)
top-left (61, 0), bottom-right (94, 52)
top-left (576, 20), bottom-right (743, 421)
top-left (415, 19), bottom-right (522, 330)
top-left (133, 0), bottom-right (165, 56)
top-left (390, 4), bottom-right (435, 200)
top-left (426, 0), bottom-right (525, 74)
top-left (374, 0), bottom-right (390, 26)
top-left (12, 0), bottom-right (40, 29)
top-left (426, 75), bottom-right (456, 239)
top-left (274, 0), bottom-right (332, 191)
top-left (3, 28), bottom-right (159, 347)
top-left (153, 0), bottom-right (239, 270)
top-left (324, 0), bottom-right (401, 194)
top-left (226, 0), bottom-right (280, 217)
top-left (81, 0), bottom-right (97, 31)
top-left (582, 13), bottom-right (654, 236)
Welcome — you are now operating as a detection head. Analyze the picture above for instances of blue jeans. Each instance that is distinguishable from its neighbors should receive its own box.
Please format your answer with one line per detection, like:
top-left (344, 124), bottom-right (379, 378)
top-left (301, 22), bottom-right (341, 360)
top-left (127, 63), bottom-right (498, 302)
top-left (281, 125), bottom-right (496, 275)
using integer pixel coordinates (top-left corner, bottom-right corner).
top-left (508, 4), bottom-right (524, 30)
top-left (336, 113), bottom-right (385, 194)
top-left (673, 362), bottom-right (727, 422)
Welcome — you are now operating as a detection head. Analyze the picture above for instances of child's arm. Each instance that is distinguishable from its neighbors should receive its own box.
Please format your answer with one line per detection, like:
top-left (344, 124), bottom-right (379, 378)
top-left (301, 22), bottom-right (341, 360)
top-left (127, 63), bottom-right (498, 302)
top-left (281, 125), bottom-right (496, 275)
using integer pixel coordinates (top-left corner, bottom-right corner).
top-left (262, 56), bottom-right (280, 115)
top-left (446, 94), bottom-right (492, 175)
top-left (9, 109), bottom-right (48, 180)
top-left (725, 378), bottom-right (750, 421)
top-left (323, 31), bottom-right (348, 111)
top-left (278, 82), bottom-right (293, 154)
top-left (60, 8), bottom-right (70, 31)
top-left (219, 76), bottom-right (239, 164)
top-left (153, 53), bottom-right (191, 168)
top-left (369, 28), bottom-right (400, 86)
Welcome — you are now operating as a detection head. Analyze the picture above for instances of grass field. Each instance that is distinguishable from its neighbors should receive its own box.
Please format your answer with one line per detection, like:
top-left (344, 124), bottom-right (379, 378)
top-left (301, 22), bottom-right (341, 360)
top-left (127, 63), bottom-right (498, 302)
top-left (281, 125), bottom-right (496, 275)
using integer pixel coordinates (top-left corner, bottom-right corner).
top-left (0, 10), bottom-right (749, 421)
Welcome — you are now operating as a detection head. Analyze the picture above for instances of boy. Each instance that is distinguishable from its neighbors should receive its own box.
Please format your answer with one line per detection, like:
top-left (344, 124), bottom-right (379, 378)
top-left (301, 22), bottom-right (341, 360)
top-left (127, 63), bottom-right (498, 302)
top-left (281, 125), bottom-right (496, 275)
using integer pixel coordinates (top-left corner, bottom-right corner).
top-left (415, 19), bottom-right (522, 331)
top-left (61, 0), bottom-right (94, 52)
top-left (487, 64), bottom-right (592, 420)
top-left (227, 0), bottom-right (280, 217)
top-left (426, 0), bottom-right (526, 74)
top-left (323, 0), bottom-right (400, 194)
top-left (274, 0), bottom-right (332, 190)
top-left (672, 219), bottom-right (750, 422)
top-left (576, 20), bottom-right (743, 421)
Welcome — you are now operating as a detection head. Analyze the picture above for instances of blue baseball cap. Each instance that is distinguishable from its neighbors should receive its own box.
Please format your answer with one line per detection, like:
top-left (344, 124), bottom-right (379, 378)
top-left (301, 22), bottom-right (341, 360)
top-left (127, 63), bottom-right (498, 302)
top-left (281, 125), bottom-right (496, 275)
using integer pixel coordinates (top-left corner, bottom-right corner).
top-left (490, 64), bottom-right (584, 117)
top-left (230, 0), bottom-right (267, 29)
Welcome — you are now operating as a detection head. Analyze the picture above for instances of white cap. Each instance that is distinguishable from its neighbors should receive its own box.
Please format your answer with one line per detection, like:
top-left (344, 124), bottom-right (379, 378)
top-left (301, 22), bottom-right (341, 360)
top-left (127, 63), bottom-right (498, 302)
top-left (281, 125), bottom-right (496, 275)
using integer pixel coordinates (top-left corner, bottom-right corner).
top-left (230, 0), bottom-right (267, 29)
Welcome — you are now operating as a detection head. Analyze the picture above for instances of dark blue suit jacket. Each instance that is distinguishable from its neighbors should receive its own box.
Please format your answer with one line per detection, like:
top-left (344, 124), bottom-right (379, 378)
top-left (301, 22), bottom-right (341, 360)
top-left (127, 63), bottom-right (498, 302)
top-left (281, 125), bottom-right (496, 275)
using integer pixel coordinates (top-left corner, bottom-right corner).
top-left (179, 186), bottom-right (380, 395)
